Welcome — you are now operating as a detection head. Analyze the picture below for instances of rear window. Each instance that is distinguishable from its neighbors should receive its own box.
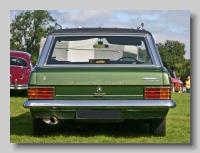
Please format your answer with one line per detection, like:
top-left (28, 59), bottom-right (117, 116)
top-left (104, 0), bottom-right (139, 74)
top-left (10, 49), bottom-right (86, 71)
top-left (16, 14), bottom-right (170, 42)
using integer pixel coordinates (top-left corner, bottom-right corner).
top-left (46, 36), bottom-right (152, 65)
top-left (10, 57), bottom-right (28, 67)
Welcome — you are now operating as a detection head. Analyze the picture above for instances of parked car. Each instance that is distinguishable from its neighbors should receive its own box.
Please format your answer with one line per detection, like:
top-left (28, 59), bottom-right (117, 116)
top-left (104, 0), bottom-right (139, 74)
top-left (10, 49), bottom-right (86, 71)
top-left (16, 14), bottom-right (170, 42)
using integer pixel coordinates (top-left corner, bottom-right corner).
top-left (168, 70), bottom-right (183, 93)
top-left (10, 50), bottom-right (33, 92)
top-left (23, 24), bottom-right (176, 136)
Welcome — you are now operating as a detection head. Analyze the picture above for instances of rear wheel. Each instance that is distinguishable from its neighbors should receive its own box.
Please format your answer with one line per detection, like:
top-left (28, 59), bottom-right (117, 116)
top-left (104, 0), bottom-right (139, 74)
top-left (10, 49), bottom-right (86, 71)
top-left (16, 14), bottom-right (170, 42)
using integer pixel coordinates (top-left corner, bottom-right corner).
top-left (149, 118), bottom-right (166, 136)
top-left (33, 118), bottom-right (50, 136)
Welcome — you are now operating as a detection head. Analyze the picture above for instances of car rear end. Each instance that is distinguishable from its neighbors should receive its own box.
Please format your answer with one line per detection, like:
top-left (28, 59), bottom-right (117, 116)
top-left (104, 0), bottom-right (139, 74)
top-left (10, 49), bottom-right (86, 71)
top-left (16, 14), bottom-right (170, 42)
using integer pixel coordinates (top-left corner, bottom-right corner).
top-left (23, 28), bottom-right (176, 136)
top-left (10, 51), bottom-right (32, 90)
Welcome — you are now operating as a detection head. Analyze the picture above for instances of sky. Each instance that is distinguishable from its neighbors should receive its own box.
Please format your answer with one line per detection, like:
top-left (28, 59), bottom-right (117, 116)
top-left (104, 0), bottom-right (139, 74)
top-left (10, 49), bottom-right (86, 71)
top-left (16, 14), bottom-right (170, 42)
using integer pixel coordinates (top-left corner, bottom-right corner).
top-left (10, 10), bottom-right (190, 59)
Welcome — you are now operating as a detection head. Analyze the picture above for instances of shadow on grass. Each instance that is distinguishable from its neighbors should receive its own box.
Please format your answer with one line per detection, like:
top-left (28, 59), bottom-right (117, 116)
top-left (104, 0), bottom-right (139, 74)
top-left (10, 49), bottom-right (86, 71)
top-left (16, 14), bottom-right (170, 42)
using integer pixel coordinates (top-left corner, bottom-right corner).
top-left (10, 112), bottom-right (151, 138)
top-left (51, 121), bottom-right (151, 138)
top-left (10, 90), bottom-right (27, 98)
top-left (10, 112), bottom-right (33, 136)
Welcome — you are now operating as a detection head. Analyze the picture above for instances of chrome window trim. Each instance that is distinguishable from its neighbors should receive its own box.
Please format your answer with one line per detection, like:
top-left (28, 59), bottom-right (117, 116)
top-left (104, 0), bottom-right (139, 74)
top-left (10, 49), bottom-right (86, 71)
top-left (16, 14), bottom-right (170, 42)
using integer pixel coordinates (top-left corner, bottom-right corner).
top-left (40, 64), bottom-right (161, 68)
top-left (37, 35), bottom-right (54, 67)
top-left (144, 37), bottom-right (156, 65)
top-left (37, 34), bottom-right (162, 67)
top-left (146, 36), bottom-right (163, 66)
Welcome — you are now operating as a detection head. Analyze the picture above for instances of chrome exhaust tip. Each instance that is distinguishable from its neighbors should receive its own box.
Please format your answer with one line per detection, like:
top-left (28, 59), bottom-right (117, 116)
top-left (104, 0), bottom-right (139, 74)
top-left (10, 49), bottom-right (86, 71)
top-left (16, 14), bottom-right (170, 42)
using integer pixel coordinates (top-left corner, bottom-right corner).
top-left (43, 115), bottom-right (59, 125)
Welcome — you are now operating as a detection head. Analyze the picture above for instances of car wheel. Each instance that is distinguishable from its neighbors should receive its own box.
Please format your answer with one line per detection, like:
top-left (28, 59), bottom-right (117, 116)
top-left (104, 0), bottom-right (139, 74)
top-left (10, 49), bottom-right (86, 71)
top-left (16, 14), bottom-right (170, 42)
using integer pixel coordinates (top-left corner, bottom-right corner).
top-left (149, 118), bottom-right (166, 136)
top-left (33, 118), bottom-right (50, 136)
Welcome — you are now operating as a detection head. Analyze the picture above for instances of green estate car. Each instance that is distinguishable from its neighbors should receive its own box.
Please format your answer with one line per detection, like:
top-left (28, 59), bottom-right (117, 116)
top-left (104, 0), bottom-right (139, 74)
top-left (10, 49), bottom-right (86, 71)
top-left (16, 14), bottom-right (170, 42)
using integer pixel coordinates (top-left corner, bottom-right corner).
top-left (23, 23), bottom-right (176, 136)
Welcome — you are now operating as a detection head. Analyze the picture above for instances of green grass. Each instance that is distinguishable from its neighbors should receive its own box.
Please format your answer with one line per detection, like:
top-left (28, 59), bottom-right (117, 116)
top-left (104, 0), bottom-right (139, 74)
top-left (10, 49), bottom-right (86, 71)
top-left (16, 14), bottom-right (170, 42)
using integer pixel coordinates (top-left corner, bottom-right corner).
top-left (10, 92), bottom-right (190, 143)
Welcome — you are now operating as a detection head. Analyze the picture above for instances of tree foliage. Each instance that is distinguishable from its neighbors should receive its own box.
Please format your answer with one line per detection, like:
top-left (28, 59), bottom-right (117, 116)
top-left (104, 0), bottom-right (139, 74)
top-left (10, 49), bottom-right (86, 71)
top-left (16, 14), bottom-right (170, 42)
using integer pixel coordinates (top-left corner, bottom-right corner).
top-left (10, 10), bottom-right (56, 64)
top-left (156, 40), bottom-right (190, 84)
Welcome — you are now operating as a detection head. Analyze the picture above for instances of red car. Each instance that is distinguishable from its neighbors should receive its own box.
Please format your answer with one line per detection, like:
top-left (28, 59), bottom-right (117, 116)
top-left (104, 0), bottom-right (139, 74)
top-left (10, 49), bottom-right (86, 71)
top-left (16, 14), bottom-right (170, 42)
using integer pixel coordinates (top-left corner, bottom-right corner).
top-left (10, 50), bottom-right (33, 91)
top-left (169, 70), bottom-right (183, 93)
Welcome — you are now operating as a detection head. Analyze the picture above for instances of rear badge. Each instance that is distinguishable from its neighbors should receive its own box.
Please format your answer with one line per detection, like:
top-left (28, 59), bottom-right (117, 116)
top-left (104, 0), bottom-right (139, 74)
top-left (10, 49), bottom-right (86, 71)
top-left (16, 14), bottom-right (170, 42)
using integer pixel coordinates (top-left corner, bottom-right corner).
top-left (43, 76), bottom-right (46, 81)
top-left (143, 77), bottom-right (159, 81)
top-left (97, 86), bottom-right (102, 92)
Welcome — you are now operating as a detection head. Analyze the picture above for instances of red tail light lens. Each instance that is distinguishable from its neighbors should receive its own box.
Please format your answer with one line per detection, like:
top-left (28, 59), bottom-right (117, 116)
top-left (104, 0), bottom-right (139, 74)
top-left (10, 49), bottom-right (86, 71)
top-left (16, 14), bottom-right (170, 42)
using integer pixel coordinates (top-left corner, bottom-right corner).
top-left (28, 87), bottom-right (54, 99)
top-left (145, 87), bottom-right (171, 99)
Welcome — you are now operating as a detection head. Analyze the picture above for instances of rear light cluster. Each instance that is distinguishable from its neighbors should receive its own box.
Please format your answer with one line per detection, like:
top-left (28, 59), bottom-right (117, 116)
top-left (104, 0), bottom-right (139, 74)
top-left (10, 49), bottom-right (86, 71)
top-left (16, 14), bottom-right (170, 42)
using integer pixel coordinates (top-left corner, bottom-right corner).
top-left (28, 87), bottom-right (54, 99)
top-left (145, 87), bottom-right (171, 99)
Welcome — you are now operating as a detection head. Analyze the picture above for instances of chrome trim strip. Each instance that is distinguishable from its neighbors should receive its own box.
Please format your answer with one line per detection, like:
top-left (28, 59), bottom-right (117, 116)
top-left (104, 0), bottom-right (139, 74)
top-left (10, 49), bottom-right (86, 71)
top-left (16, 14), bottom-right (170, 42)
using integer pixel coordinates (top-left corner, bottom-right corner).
top-left (28, 86), bottom-right (55, 89)
top-left (143, 77), bottom-right (159, 81)
top-left (145, 87), bottom-right (171, 89)
top-left (49, 33), bottom-right (150, 36)
top-left (150, 36), bottom-right (163, 65)
top-left (56, 95), bottom-right (143, 97)
top-left (143, 37), bottom-right (156, 65)
top-left (37, 35), bottom-right (53, 67)
top-left (44, 64), bottom-right (158, 67)
top-left (23, 99), bottom-right (176, 108)
top-left (146, 36), bottom-right (162, 66)
top-left (10, 84), bottom-right (28, 90)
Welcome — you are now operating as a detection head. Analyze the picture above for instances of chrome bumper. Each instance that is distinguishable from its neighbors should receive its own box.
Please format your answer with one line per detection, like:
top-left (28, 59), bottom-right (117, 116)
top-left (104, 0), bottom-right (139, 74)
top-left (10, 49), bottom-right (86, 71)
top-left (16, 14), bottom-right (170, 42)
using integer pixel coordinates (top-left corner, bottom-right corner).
top-left (10, 84), bottom-right (28, 90)
top-left (24, 99), bottom-right (176, 120)
top-left (10, 78), bottom-right (28, 90)
top-left (23, 99), bottom-right (176, 109)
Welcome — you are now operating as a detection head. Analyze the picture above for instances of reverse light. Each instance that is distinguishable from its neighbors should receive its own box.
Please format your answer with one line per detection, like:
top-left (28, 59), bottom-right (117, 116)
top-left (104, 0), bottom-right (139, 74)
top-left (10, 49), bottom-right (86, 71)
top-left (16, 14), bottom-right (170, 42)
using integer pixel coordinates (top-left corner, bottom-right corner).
top-left (145, 87), bottom-right (171, 99)
top-left (28, 87), bottom-right (54, 99)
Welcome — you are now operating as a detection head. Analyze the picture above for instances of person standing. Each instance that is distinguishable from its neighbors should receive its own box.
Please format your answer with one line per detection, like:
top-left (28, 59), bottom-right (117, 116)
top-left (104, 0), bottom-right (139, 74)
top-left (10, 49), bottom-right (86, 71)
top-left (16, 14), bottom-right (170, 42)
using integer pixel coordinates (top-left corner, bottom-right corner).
top-left (185, 76), bottom-right (190, 93)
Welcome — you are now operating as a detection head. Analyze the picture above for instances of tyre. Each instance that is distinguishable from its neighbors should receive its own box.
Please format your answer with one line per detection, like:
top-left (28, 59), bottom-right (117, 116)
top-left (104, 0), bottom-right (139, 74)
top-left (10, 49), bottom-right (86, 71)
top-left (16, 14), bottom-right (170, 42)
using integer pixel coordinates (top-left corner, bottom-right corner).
top-left (149, 118), bottom-right (166, 136)
top-left (33, 118), bottom-right (50, 136)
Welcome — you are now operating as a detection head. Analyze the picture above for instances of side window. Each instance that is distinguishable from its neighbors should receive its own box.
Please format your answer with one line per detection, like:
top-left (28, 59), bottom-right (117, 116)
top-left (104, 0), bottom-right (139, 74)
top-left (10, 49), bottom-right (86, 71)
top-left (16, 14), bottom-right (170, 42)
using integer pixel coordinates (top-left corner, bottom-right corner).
top-left (10, 57), bottom-right (28, 67)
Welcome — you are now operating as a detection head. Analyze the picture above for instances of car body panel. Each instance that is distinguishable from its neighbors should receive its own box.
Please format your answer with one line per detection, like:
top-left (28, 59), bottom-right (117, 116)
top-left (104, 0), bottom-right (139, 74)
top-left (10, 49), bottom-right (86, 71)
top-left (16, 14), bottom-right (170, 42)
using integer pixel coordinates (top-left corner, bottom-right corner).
top-left (28, 66), bottom-right (170, 100)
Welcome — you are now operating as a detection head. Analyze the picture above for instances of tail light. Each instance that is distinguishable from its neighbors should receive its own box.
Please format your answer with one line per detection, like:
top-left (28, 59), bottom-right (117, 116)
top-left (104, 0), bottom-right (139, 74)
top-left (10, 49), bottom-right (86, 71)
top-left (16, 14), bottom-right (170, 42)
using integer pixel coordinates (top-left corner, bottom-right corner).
top-left (145, 87), bottom-right (171, 99)
top-left (28, 87), bottom-right (54, 99)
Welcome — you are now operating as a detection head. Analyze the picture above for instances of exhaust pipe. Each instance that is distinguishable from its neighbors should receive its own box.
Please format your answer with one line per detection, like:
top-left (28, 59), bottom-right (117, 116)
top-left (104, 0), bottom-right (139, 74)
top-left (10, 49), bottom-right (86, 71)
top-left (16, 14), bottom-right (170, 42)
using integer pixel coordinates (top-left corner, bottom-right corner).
top-left (43, 115), bottom-right (59, 125)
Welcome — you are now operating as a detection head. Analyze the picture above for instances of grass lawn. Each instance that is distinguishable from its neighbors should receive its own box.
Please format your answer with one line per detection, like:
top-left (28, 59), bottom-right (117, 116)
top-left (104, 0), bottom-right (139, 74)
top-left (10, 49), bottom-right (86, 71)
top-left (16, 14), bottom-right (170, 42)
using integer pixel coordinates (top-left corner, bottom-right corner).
top-left (10, 92), bottom-right (190, 143)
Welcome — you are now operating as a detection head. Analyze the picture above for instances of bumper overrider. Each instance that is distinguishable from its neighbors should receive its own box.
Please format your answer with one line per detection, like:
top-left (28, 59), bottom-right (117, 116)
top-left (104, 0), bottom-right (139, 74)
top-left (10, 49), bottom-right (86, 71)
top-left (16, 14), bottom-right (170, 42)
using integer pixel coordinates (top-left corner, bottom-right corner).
top-left (10, 79), bottom-right (28, 90)
top-left (23, 100), bottom-right (176, 120)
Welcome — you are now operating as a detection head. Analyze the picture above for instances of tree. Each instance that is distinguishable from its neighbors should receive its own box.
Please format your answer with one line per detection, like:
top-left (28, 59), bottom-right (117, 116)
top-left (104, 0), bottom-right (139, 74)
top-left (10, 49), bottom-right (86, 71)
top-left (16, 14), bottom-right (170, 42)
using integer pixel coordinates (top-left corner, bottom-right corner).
top-left (10, 10), bottom-right (56, 64)
top-left (156, 40), bottom-right (190, 83)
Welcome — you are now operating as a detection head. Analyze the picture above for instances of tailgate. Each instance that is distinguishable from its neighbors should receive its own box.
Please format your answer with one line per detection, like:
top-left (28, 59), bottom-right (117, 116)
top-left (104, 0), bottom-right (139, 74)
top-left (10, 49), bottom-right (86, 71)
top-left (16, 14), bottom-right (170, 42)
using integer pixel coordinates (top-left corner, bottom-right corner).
top-left (32, 66), bottom-right (168, 100)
